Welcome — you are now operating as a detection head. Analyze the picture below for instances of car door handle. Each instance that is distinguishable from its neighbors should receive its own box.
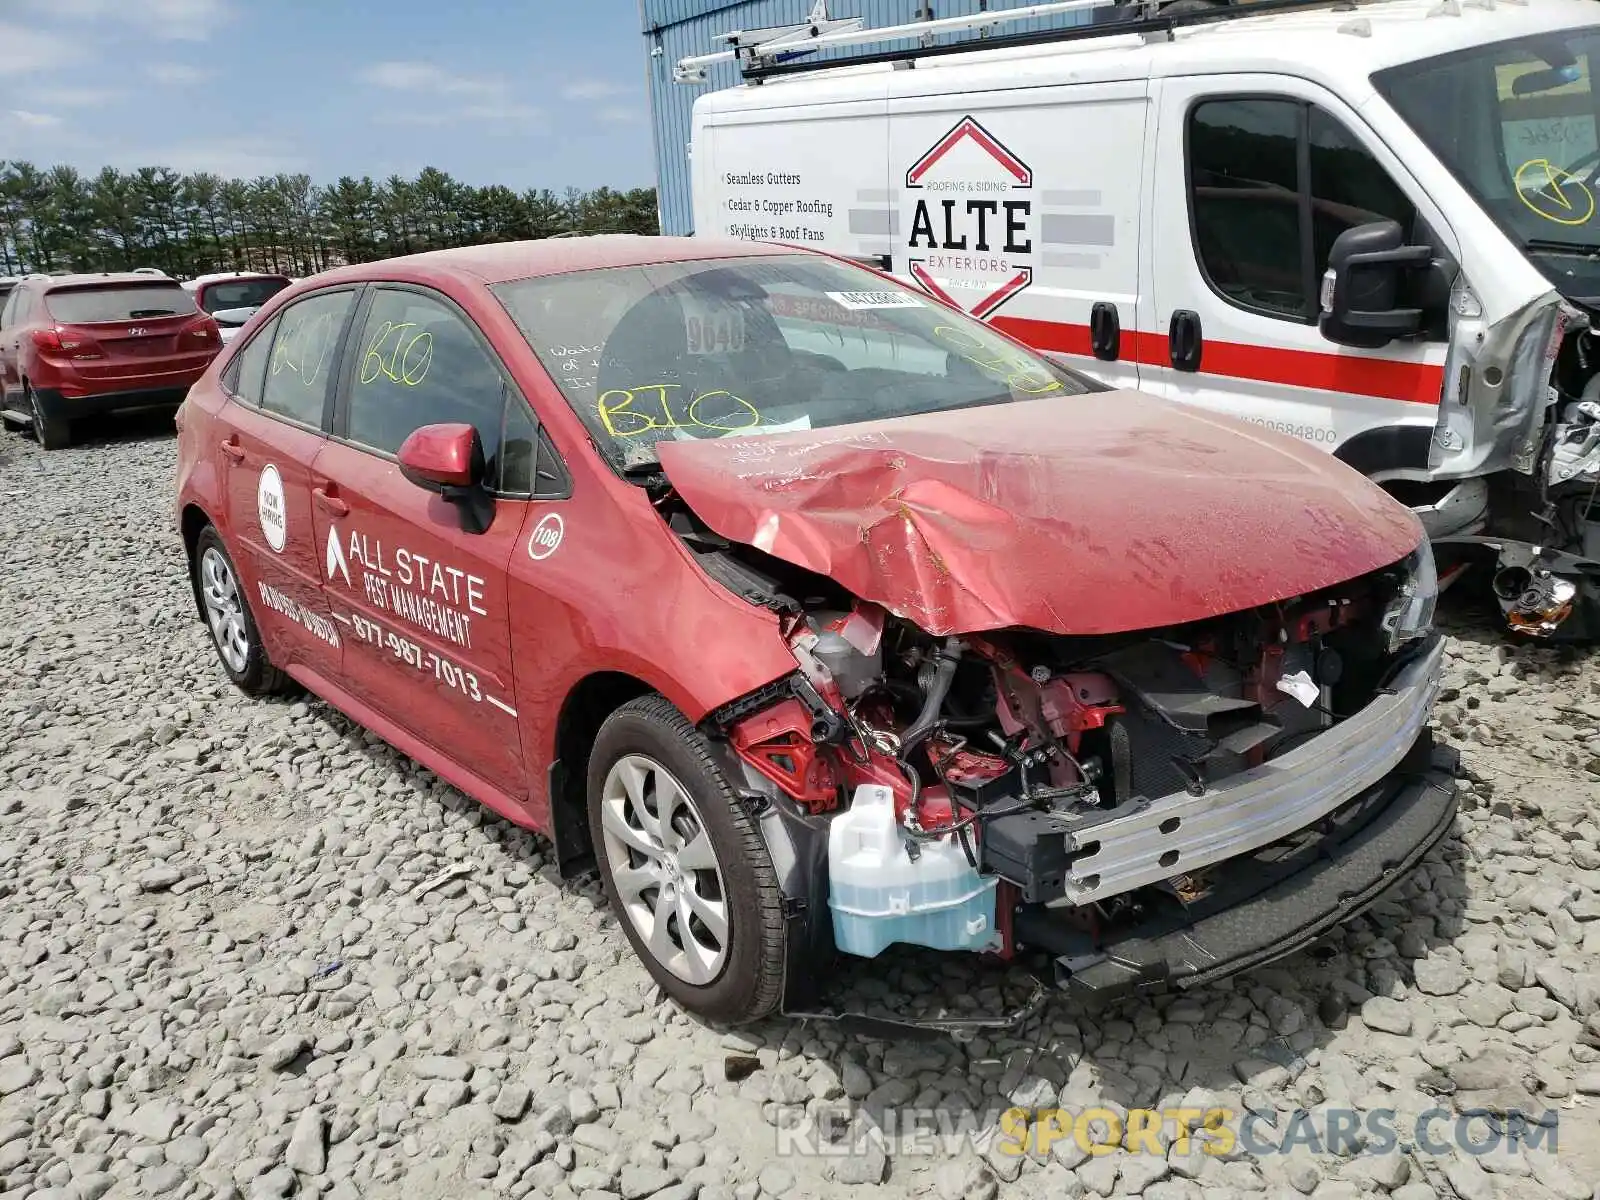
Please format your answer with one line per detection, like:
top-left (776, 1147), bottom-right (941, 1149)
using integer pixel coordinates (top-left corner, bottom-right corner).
top-left (313, 487), bottom-right (349, 517)
top-left (219, 437), bottom-right (246, 462)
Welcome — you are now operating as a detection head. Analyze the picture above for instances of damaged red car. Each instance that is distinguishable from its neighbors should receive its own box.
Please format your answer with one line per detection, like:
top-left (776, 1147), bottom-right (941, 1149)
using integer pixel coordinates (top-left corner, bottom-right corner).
top-left (173, 236), bottom-right (1457, 1027)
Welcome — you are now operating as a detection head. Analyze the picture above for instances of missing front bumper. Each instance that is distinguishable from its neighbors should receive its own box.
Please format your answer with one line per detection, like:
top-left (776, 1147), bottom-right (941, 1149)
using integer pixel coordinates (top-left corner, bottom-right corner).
top-left (983, 635), bottom-right (1446, 908)
top-left (1023, 736), bottom-right (1459, 1003)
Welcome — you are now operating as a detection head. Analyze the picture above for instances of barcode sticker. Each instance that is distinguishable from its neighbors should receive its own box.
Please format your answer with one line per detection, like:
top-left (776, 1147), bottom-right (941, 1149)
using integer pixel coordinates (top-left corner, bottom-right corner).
top-left (824, 290), bottom-right (925, 311)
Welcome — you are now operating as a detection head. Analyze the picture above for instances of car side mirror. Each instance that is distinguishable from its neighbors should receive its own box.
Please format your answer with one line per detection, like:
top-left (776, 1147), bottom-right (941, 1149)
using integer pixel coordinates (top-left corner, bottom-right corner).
top-left (1318, 220), bottom-right (1434, 350)
top-left (397, 422), bottom-right (495, 535)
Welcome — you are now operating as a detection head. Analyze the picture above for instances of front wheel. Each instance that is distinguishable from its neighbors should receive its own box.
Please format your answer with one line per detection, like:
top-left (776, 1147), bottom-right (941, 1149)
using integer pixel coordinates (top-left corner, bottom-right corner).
top-left (193, 525), bottom-right (288, 696)
top-left (587, 695), bottom-right (787, 1025)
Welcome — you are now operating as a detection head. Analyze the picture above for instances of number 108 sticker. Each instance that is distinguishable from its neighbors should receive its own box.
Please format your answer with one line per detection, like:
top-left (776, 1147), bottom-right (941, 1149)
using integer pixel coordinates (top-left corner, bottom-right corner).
top-left (527, 513), bottom-right (564, 561)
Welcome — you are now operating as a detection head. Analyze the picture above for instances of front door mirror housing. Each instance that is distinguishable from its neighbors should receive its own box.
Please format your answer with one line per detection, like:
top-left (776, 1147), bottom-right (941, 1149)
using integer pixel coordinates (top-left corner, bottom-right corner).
top-left (1318, 219), bottom-right (1434, 350)
top-left (397, 422), bottom-right (495, 534)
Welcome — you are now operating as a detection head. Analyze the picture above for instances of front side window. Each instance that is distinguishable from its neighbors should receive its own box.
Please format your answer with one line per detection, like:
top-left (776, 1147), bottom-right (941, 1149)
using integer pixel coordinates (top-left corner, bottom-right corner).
top-left (1188, 97), bottom-right (1419, 323)
top-left (43, 282), bottom-right (198, 323)
top-left (261, 290), bottom-right (353, 428)
top-left (344, 288), bottom-right (516, 482)
top-left (491, 254), bottom-right (1104, 473)
top-left (1373, 27), bottom-right (1600, 298)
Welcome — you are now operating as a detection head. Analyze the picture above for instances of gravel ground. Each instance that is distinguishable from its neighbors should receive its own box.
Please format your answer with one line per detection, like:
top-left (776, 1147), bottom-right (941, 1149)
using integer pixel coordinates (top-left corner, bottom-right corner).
top-left (3, 418), bottom-right (1600, 1200)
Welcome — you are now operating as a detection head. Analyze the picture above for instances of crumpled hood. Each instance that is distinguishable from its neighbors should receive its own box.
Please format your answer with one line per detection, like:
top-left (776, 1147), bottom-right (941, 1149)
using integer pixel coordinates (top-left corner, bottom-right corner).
top-left (656, 392), bottom-right (1424, 636)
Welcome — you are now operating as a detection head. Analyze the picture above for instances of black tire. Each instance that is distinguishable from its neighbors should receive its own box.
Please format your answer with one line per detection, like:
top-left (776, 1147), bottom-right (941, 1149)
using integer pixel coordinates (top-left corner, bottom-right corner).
top-left (27, 385), bottom-right (70, 451)
top-left (587, 694), bottom-right (786, 1025)
top-left (192, 525), bottom-right (289, 696)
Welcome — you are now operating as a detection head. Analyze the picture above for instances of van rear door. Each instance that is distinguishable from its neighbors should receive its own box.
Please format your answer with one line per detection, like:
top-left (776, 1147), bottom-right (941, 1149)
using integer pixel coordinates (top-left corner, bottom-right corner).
top-left (885, 75), bottom-right (1152, 392)
top-left (1146, 74), bottom-right (1454, 468)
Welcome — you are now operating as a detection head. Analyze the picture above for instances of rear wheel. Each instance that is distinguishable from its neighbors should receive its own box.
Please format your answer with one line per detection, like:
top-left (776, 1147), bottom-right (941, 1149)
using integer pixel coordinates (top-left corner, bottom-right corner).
top-left (587, 695), bottom-right (787, 1025)
top-left (193, 525), bottom-right (288, 696)
top-left (27, 385), bottom-right (69, 451)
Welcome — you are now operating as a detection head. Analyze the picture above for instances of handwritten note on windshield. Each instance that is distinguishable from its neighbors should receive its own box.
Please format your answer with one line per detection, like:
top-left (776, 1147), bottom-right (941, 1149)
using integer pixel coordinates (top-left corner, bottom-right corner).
top-left (598, 384), bottom-right (763, 438)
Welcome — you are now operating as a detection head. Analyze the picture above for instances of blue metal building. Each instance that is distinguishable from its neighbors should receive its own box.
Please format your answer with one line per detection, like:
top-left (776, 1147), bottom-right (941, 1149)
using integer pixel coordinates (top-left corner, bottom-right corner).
top-left (637, 1), bottom-right (1098, 235)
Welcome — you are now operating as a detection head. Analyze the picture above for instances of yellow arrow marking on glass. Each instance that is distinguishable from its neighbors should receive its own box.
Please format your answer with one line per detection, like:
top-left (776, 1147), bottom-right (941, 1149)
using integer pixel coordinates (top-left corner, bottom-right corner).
top-left (1515, 158), bottom-right (1597, 226)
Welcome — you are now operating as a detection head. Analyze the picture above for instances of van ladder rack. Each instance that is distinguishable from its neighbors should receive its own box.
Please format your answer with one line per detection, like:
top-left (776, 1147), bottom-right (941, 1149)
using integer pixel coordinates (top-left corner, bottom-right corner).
top-left (674, 0), bottom-right (1410, 85)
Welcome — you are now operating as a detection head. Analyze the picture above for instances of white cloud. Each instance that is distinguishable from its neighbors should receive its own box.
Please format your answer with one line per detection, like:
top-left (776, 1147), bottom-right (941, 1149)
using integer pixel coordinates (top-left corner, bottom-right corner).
top-left (146, 63), bottom-right (213, 85)
top-left (7, 109), bottom-right (64, 129)
top-left (562, 80), bottom-right (628, 101)
top-left (597, 106), bottom-right (641, 125)
top-left (109, 139), bottom-right (306, 178)
top-left (32, 85), bottom-right (119, 108)
top-left (33, 0), bottom-right (231, 41)
top-left (0, 23), bottom-right (82, 76)
top-left (358, 61), bottom-right (505, 100)
top-left (359, 61), bottom-right (545, 131)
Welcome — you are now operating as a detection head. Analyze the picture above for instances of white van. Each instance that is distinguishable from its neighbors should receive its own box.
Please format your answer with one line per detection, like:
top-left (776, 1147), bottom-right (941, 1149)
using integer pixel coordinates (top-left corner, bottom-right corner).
top-left (681, 0), bottom-right (1600, 640)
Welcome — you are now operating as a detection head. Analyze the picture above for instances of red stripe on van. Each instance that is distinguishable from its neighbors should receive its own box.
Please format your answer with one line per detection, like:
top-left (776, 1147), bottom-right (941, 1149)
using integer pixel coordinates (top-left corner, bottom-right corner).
top-left (990, 316), bottom-right (1445, 406)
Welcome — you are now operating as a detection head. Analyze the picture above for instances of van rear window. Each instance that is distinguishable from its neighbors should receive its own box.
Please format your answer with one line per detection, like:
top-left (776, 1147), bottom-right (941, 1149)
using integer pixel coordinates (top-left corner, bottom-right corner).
top-left (45, 283), bottom-right (198, 324)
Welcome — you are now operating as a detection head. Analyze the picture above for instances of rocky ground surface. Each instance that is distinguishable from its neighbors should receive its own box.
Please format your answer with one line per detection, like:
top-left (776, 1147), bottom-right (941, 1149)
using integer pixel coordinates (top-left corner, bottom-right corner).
top-left (2, 416), bottom-right (1600, 1200)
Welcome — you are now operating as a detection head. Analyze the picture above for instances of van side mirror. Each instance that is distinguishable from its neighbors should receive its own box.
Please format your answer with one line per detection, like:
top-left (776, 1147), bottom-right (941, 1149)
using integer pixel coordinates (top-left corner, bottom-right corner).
top-left (1318, 220), bottom-right (1433, 350)
top-left (397, 422), bottom-right (495, 534)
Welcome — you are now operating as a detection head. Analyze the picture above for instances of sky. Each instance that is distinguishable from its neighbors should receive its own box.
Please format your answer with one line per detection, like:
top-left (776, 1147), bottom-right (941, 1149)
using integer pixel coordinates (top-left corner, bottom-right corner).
top-left (0, 0), bottom-right (657, 193)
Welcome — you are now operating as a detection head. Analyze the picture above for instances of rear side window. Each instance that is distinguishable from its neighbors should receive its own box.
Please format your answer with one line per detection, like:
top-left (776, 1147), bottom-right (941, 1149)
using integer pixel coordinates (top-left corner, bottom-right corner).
top-left (225, 318), bottom-right (276, 405)
top-left (1187, 96), bottom-right (1419, 324)
top-left (44, 283), bottom-right (198, 324)
top-left (260, 290), bottom-right (355, 428)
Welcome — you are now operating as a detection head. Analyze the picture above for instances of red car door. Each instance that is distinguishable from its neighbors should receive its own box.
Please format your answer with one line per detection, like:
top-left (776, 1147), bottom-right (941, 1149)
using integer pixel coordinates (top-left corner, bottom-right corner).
top-left (311, 285), bottom-right (527, 800)
top-left (0, 286), bottom-right (30, 406)
top-left (215, 286), bottom-right (359, 673)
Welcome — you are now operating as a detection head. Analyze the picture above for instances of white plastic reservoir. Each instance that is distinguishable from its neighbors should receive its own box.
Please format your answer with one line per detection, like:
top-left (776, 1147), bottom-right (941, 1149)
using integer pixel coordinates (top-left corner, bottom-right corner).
top-left (827, 784), bottom-right (1001, 958)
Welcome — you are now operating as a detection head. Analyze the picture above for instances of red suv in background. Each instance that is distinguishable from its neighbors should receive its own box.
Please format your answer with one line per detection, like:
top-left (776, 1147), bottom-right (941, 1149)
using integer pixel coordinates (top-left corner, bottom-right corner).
top-left (0, 271), bottom-right (222, 449)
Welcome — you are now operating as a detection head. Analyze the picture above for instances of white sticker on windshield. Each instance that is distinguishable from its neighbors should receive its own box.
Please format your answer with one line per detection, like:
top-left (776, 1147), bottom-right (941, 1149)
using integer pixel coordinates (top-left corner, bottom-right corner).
top-left (824, 290), bottom-right (925, 311)
top-left (671, 414), bottom-right (813, 441)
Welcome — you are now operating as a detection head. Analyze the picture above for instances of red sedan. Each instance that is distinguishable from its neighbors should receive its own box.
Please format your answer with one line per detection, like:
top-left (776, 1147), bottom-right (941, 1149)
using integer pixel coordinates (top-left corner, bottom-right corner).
top-left (174, 236), bottom-right (1455, 1026)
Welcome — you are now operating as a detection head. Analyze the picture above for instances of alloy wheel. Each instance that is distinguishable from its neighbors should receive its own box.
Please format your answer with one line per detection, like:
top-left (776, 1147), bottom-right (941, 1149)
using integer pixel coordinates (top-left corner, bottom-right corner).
top-left (199, 546), bottom-right (251, 674)
top-left (599, 753), bottom-right (730, 985)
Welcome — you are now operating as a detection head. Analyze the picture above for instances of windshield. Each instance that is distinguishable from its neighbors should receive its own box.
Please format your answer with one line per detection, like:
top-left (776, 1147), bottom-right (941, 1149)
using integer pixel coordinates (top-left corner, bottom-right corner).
top-left (199, 277), bottom-right (290, 312)
top-left (492, 254), bottom-right (1103, 471)
top-left (1373, 27), bottom-right (1600, 300)
top-left (44, 282), bottom-right (198, 323)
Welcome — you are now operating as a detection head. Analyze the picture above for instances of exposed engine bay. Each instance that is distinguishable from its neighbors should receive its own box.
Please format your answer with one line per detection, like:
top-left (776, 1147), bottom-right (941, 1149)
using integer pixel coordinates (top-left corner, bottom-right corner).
top-left (662, 490), bottom-right (1450, 1004)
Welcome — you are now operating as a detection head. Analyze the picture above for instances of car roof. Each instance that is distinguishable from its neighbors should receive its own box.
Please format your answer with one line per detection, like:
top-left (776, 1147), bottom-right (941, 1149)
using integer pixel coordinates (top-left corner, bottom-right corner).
top-left (35, 272), bottom-right (188, 290)
top-left (305, 235), bottom-right (791, 289)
